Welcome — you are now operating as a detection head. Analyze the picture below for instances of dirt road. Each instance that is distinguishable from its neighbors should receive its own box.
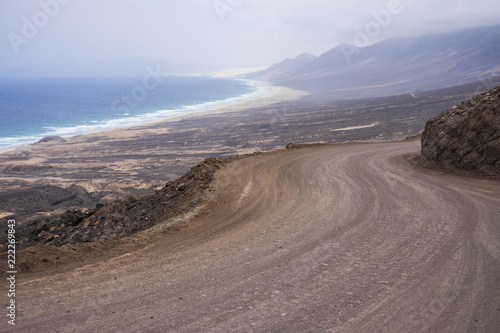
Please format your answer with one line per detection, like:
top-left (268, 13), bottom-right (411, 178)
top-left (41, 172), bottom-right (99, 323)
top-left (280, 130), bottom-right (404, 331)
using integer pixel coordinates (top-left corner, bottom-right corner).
top-left (13, 141), bottom-right (500, 332)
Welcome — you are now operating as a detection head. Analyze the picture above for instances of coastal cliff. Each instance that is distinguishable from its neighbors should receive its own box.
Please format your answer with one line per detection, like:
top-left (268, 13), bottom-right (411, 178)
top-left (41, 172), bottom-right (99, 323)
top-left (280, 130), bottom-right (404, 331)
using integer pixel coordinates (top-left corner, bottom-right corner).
top-left (421, 86), bottom-right (500, 175)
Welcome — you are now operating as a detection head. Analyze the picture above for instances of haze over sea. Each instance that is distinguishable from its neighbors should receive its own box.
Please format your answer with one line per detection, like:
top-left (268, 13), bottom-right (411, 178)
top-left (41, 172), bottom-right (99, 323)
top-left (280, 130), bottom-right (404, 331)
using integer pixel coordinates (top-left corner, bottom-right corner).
top-left (0, 76), bottom-right (264, 149)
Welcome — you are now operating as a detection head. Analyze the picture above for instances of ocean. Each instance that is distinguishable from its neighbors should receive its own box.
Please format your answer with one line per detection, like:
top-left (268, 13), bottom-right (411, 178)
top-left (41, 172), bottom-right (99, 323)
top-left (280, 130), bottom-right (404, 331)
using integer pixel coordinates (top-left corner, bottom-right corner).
top-left (0, 76), bottom-right (266, 149)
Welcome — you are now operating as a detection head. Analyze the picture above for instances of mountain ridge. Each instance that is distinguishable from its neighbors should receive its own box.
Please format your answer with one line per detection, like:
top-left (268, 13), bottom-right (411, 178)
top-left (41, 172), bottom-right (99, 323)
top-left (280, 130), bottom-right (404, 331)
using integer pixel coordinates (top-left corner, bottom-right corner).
top-left (242, 24), bottom-right (500, 99)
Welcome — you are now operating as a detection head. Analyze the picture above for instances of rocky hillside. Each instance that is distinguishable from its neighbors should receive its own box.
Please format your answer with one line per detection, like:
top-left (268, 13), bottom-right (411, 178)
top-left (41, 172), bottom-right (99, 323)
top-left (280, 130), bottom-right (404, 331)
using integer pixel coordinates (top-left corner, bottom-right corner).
top-left (421, 86), bottom-right (500, 175)
top-left (0, 157), bottom-right (234, 250)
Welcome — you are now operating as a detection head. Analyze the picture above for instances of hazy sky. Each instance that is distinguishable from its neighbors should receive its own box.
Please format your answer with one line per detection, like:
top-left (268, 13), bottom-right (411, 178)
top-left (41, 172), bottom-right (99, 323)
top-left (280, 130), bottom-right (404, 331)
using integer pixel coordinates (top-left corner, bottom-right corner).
top-left (1, 0), bottom-right (500, 72)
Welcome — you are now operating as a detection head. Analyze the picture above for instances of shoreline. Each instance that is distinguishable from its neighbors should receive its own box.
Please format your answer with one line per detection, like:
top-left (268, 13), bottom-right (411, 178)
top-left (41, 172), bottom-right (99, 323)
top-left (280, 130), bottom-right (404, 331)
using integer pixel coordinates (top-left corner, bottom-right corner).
top-left (0, 81), bottom-right (307, 154)
top-left (117, 81), bottom-right (308, 129)
top-left (57, 81), bottom-right (309, 151)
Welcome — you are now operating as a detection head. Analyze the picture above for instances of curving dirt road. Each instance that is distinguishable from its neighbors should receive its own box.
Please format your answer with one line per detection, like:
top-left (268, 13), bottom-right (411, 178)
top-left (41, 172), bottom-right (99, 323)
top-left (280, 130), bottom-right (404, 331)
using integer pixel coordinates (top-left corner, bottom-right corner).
top-left (14, 141), bottom-right (500, 332)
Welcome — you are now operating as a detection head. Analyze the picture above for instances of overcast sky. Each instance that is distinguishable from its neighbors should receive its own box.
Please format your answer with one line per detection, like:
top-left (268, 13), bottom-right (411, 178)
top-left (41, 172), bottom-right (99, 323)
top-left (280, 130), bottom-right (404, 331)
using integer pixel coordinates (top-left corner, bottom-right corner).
top-left (1, 0), bottom-right (500, 72)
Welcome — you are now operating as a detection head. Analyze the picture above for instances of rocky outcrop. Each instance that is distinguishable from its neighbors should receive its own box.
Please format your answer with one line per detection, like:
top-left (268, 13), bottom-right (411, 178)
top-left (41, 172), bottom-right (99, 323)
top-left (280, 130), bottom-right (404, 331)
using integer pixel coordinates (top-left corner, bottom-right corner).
top-left (421, 86), bottom-right (500, 175)
top-left (0, 184), bottom-right (93, 216)
top-left (36, 136), bottom-right (67, 144)
top-left (0, 157), bottom-right (231, 249)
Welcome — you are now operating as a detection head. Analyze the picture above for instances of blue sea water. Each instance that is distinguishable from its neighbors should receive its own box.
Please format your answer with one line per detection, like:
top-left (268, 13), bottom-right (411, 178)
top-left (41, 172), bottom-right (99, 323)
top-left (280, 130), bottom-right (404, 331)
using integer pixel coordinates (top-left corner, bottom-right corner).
top-left (0, 76), bottom-right (266, 149)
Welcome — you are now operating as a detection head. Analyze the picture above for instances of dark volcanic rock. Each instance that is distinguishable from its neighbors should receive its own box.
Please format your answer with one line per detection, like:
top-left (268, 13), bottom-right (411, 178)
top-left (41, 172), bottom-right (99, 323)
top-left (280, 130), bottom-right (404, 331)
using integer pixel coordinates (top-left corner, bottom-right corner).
top-left (0, 185), bottom-right (92, 216)
top-left (421, 86), bottom-right (500, 175)
top-left (1, 157), bottom-right (232, 249)
top-left (36, 136), bottom-right (67, 144)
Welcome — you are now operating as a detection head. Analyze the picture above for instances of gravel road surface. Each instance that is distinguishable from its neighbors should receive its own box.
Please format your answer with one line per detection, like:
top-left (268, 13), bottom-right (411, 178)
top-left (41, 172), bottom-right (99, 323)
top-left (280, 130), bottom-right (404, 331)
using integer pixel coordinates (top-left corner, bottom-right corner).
top-left (13, 141), bottom-right (500, 333)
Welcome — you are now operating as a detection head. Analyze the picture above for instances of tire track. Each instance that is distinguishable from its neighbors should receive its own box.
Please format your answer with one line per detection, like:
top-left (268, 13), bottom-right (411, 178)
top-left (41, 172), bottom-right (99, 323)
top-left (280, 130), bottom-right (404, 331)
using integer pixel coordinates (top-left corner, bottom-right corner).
top-left (15, 141), bottom-right (500, 333)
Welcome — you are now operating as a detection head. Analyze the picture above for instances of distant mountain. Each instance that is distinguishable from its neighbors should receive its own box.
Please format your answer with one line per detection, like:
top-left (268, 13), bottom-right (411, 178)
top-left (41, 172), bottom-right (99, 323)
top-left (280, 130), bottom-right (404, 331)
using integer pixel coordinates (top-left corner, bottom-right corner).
top-left (0, 58), bottom-right (216, 77)
top-left (242, 25), bottom-right (500, 99)
top-left (246, 53), bottom-right (317, 81)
